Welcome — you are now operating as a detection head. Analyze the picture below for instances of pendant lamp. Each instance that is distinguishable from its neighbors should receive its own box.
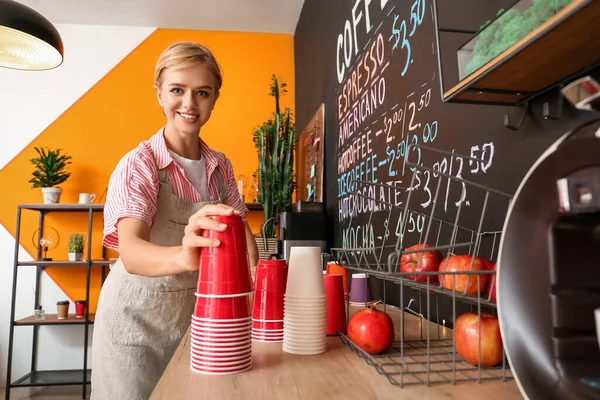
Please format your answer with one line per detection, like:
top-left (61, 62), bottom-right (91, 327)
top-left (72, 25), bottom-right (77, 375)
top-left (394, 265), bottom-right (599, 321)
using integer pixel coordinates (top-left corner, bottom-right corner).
top-left (0, 0), bottom-right (64, 70)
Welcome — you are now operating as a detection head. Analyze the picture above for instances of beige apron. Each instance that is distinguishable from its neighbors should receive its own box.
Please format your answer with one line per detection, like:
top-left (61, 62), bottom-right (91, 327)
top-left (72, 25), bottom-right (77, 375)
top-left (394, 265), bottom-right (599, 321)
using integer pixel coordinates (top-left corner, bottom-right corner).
top-left (91, 164), bottom-right (228, 400)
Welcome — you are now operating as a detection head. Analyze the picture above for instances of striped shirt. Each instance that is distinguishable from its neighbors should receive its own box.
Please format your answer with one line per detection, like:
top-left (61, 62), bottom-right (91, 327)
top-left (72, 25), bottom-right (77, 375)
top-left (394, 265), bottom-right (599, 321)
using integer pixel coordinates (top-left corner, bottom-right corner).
top-left (103, 127), bottom-right (248, 251)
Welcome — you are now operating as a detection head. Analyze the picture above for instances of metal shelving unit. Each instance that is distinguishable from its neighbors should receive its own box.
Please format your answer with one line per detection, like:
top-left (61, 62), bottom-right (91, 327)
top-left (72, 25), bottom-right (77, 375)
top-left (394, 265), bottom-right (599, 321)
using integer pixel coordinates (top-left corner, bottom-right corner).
top-left (5, 204), bottom-right (110, 400)
top-left (331, 144), bottom-right (515, 387)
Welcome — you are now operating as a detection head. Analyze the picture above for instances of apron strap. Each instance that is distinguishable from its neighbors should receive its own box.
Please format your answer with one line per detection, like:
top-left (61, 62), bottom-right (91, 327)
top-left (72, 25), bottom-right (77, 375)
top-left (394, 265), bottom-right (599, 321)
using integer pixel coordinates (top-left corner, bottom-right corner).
top-left (213, 167), bottom-right (228, 204)
top-left (157, 167), bottom-right (170, 185)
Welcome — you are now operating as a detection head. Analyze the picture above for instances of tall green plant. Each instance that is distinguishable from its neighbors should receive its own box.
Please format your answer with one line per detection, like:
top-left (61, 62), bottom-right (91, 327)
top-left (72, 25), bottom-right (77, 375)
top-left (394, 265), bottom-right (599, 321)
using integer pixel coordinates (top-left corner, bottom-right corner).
top-left (29, 147), bottom-right (72, 188)
top-left (253, 75), bottom-right (296, 238)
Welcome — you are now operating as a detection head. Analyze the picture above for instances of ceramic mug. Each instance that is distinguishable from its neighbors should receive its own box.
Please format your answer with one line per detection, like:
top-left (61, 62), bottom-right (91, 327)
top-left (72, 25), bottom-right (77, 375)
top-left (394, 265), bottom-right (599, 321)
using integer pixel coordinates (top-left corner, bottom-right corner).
top-left (78, 193), bottom-right (96, 204)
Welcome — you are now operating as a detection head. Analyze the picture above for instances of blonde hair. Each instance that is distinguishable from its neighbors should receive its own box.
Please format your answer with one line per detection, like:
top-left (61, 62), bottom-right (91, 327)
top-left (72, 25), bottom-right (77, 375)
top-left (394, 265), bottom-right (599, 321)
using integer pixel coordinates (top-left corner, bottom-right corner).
top-left (154, 41), bottom-right (223, 92)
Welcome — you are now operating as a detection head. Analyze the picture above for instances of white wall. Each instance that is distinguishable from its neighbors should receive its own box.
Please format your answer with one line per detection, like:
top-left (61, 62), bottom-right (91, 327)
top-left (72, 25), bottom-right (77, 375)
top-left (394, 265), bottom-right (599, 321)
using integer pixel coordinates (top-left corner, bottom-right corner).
top-left (0, 23), bottom-right (155, 388)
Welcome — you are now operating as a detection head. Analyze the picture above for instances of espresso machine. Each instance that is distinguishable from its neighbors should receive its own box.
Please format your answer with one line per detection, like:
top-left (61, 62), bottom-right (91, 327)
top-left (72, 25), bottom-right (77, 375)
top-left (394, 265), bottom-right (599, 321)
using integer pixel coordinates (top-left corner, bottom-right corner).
top-left (276, 201), bottom-right (328, 260)
top-left (497, 75), bottom-right (600, 399)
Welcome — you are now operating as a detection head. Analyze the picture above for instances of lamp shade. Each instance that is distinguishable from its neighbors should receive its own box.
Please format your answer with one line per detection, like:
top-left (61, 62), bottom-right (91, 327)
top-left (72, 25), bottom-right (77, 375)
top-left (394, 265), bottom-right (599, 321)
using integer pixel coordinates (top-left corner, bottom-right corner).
top-left (0, 0), bottom-right (63, 70)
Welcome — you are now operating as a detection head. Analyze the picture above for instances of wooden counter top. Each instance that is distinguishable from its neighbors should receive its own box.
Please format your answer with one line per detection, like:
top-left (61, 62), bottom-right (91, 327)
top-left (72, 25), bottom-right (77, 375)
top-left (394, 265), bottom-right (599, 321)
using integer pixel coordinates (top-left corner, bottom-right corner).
top-left (151, 305), bottom-right (522, 400)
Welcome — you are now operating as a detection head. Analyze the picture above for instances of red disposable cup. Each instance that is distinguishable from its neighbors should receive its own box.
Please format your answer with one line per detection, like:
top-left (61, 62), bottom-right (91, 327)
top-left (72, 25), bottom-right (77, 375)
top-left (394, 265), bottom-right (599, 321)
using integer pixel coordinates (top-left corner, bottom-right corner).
top-left (252, 320), bottom-right (284, 330)
top-left (252, 336), bottom-right (283, 342)
top-left (254, 266), bottom-right (288, 292)
top-left (191, 350), bottom-right (251, 361)
top-left (191, 357), bottom-right (251, 369)
top-left (191, 320), bottom-right (252, 330)
top-left (190, 343), bottom-right (251, 356)
top-left (194, 296), bottom-right (251, 320)
top-left (190, 323), bottom-right (251, 333)
top-left (192, 356), bottom-right (252, 366)
top-left (251, 332), bottom-right (283, 338)
top-left (75, 300), bottom-right (86, 318)
top-left (200, 215), bottom-right (247, 256)
top-left (324, 274), bottom-right (347, 335)
top-left (256, 259), bottom-right (287, 269)
top-left (252, 289), bottom-right (284, 321)
top-left (252, 289), bottom-right (285, 314)
top-left (192, 315), bottom-right (251, 323)
top-left (190, 341), bottom-right (252, 359)
top-left (190, 360), bottom-right (251, 374)
top-left (189, 338), bottom-right (250, 348)
top-left (196, 254), bottom-right (253, 295)
top-left (190, 333), bottom-right (251, 344)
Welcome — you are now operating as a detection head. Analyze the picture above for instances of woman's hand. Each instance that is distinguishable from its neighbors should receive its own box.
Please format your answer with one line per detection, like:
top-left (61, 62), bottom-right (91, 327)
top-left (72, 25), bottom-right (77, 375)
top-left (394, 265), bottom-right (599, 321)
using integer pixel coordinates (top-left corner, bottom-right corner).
top-left (174, 204), bottom-right (240, 271)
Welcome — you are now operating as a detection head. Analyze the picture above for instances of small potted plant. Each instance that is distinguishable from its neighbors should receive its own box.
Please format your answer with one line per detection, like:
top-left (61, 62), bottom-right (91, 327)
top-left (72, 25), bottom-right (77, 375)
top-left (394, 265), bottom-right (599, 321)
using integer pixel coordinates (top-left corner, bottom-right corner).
top-left (29, 147), bottom-right (72, 204)
top-left (68, 233), bottom-right (84, 261)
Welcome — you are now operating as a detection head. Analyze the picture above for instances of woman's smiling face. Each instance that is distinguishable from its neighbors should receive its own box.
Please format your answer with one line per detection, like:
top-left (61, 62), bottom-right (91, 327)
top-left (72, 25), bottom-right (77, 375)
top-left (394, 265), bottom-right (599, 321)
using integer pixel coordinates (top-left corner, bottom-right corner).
top-left (155, 63), bottom-right (219, 137)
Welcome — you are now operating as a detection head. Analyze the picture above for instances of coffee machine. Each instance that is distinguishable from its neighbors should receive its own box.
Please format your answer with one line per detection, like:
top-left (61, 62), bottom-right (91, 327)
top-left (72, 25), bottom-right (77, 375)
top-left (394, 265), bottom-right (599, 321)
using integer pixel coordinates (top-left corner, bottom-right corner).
top-left (277, 201), bottom-right (328, 260)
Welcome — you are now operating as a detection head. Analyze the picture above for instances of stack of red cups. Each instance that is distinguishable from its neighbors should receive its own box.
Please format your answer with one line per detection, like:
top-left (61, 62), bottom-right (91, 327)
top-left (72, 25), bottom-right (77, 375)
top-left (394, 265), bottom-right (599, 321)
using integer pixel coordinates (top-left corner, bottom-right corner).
top-left (251, 259), bottom-right (288, 342)
top-left (190, 215), bottom-right (254, 375)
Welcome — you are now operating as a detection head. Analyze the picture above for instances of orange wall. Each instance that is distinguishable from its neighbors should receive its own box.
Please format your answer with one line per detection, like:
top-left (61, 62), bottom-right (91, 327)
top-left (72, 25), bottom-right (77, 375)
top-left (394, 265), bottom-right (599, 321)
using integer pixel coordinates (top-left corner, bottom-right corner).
top-left (0, 28), bottom-right (294, 312)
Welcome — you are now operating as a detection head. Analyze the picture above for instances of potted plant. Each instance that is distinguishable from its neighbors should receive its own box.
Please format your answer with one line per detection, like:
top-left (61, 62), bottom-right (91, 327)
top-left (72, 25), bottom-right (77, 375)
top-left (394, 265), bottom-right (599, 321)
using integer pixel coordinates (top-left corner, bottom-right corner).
top-left (252, 74), bottom-right (296, 252)
top-left (68, 233), bottom-right (84, 261)
top-left (29, 147), bottom-right (72, 204)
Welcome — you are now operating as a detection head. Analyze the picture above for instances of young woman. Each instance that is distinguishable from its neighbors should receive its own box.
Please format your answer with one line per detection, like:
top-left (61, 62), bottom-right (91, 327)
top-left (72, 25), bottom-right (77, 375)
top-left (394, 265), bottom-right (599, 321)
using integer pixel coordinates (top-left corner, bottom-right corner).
top-left (91, 41), bottom-right (258, 399)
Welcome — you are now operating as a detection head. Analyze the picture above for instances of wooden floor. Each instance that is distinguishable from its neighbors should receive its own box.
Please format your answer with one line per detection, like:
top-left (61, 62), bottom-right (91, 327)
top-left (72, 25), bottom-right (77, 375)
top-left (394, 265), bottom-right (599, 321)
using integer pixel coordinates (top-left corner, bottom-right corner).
top-left (0, 386), bottom-right (88, 400)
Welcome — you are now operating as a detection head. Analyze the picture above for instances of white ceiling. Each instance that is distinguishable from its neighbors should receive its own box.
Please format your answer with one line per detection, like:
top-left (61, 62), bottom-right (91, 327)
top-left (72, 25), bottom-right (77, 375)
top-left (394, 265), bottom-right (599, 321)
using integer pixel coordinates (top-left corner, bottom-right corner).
top-left (17, 0), bottom-right (305, 34)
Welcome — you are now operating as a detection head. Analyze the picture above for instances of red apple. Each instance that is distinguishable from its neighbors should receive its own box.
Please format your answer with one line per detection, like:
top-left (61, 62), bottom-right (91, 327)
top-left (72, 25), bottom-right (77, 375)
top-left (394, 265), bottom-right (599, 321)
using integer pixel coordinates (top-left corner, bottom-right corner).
top-left (455, 312), bottom-right (503, 367)
top-left (348, 303), bottom-right (394, 355)
top-left (480, 258), bottom-right (496, 302)
top-left (439, 255), bottom-right (488, 296)
top-left (400, 244), bottom-right (443, 284)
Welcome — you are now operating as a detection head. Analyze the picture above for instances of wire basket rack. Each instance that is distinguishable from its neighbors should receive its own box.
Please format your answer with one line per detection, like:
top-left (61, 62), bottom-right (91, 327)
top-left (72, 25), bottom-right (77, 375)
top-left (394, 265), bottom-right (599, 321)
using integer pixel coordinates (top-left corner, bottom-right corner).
top-left (331, 143), bottom-right (515, 387)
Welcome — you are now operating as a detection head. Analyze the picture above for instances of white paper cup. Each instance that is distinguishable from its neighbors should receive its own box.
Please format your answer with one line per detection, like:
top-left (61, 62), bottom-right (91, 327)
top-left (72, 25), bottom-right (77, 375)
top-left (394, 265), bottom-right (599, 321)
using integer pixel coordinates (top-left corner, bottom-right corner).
top-left (286, 247), bottom-right (325, 298)
top-left (282, 344), bottom-right (326, 355)
top-left (283, 323), bottom-right (327, 332)
top-left (283, 312), bottom-right (327, 321)
top-left (284, 294), bottom-right (326, 301)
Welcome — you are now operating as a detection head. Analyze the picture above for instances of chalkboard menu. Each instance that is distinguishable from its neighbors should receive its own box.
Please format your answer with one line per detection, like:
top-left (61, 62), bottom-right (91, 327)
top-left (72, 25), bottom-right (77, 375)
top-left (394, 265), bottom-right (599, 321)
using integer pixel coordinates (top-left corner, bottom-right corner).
top-left (296, 0), bottom-right (593, 249)
top-left (294, 0), bottom-right (598, 314)
top-left (331, 0), bottom-right (513, 262)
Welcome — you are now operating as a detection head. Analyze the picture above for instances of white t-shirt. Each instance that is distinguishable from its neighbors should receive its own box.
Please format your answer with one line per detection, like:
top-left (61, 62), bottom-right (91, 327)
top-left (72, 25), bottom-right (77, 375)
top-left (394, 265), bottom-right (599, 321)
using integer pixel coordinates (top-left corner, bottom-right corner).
top-left (168, 150), bottom-right (209, 201)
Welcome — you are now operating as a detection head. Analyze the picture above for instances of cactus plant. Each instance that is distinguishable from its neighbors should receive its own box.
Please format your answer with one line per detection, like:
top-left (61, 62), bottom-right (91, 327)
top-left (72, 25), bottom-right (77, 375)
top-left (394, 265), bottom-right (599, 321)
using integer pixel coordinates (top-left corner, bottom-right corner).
top-left (253, 75), bottom-right (296, 238)
top-left (68, 233), bottom-right (84, 254)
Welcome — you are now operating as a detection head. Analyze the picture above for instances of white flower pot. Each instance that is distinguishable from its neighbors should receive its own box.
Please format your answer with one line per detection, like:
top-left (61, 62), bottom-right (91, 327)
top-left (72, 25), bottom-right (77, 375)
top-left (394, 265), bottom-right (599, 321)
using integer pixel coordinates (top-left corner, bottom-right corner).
top-left (41, 187), bottom-right (62, 204)
top-left (68, 252), bottom-right (83, 261)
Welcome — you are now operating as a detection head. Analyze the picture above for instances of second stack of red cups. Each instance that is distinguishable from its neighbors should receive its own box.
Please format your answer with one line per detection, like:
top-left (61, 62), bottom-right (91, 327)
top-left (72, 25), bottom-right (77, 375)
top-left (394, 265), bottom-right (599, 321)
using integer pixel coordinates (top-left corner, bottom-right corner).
top-left (251, 258), bottom-right (288, 342)
top-left (190, 215), bottom-right (254, 375)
